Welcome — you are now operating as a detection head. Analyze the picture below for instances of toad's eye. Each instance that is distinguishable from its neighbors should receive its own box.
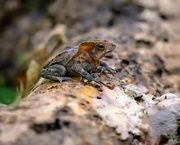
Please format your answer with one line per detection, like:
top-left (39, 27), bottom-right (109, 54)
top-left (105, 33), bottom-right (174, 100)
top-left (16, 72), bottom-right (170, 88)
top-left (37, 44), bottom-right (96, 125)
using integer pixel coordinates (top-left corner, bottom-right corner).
top-left (97, 43), bottom-right (104, 50)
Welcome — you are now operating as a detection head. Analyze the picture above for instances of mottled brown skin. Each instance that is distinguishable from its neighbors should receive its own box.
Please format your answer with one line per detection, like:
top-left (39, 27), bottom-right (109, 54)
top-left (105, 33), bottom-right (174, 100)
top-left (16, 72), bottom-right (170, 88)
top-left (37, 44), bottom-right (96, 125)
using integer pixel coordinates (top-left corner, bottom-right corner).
top-left (41, 40), bottom-right (116, 85)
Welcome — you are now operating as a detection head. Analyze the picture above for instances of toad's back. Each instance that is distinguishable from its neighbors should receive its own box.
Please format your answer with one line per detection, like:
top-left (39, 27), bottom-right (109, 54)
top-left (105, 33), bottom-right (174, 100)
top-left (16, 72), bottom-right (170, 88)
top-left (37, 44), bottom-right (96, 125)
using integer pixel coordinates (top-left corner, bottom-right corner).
top-left (43, 48), bottom-right (78, 68)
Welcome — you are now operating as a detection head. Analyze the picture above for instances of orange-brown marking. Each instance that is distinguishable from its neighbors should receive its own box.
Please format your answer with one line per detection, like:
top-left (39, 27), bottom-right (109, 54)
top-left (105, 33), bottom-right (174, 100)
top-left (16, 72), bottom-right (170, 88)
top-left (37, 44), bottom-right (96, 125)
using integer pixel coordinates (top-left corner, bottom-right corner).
top-left (79, 45), bottom-right (93, 51)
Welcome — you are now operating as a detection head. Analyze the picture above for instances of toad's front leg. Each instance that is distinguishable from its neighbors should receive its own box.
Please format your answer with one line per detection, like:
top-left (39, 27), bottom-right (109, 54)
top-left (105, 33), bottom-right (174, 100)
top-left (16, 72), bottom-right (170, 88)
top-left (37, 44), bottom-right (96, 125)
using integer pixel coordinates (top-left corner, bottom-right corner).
top-left (98, 61), bottom-right (115, 76)
top-left (71, 64), bottom-right (102, 86)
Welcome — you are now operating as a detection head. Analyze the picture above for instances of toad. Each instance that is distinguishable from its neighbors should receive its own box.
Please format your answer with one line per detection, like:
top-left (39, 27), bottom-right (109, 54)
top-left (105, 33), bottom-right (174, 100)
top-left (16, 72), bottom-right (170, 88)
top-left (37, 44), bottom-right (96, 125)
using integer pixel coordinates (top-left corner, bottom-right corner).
top-left (41, 39), bottom-right (116, 86)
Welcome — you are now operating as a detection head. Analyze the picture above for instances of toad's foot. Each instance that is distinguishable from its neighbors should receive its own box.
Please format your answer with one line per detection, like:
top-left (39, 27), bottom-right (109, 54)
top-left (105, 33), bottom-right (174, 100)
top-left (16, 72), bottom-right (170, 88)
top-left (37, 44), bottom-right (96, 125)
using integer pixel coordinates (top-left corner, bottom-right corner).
top-left (98, 66), bottom-right (115, 76)
top-left (99, 61), bottom-right (116, 76)
top-left (43, 75), bottom-right (73, 82)
top-left (57, 77), bottom-right (73, 82)
top-left (90, 81), bottom-right (101, 87)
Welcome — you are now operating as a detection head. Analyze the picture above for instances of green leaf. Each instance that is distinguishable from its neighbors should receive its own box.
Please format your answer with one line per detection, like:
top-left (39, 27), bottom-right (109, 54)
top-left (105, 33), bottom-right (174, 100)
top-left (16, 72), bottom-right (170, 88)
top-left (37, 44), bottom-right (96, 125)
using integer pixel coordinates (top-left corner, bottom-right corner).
top-left (0, 87), bottom-right (16, 105)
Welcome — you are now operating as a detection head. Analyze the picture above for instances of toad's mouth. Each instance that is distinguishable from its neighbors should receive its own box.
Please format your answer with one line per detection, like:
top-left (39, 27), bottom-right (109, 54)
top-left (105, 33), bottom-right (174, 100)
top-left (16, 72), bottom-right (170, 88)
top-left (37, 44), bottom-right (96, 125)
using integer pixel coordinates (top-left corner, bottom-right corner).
top-left (99, 49), bottom-right (114, 59)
